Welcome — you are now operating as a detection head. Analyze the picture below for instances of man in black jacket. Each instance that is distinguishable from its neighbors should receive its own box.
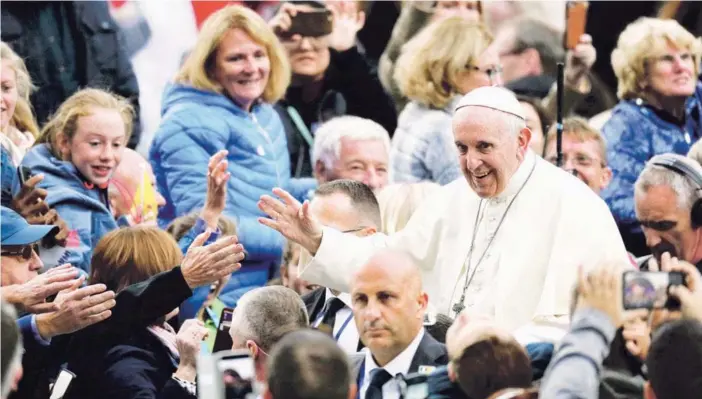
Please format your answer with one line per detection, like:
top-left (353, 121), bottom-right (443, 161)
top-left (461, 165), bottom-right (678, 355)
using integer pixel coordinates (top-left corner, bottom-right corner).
top-left (349, 249), bottom-right (447, 399)
top-left (1, 1), bottom-right (142, 148)
top-left (269, 1), bottom-right (397, 178)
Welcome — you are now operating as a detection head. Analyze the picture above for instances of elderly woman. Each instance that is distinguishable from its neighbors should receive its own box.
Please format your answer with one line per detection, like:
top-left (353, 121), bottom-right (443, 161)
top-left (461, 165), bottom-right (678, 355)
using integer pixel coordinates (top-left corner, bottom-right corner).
top-left (149, 5), bottom-right (314, 307)
top-left (66, 227), bottom-right (207, 399)
top-left (391, 17), bottom-right (498, 185)
top-left (602, 17), bottom-right (702, 255)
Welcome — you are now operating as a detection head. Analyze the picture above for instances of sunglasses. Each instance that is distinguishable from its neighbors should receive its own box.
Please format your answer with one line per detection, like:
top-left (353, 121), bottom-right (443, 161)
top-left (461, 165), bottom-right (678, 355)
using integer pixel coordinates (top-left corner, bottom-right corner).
top-left (1, 244), bottom-right (39, 260)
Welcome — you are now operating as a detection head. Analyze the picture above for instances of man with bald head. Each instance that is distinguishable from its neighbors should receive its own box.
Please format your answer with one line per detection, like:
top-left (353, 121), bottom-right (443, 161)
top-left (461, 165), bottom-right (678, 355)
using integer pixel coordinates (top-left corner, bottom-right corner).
top-left (259, 86), bottom-right (628, 343)
top-left (349, 249), bottom-right (447, 399)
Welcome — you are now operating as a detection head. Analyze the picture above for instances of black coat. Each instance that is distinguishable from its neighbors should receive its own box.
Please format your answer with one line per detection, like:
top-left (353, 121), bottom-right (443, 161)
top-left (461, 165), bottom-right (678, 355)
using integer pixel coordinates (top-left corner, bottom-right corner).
top-left (1, 1), bottom-right (142, 148)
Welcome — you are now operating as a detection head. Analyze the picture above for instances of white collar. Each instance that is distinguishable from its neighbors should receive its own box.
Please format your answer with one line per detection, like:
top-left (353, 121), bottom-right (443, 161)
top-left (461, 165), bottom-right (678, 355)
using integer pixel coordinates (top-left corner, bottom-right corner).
top-left (363, 328), bottom-right (425, 380)
top-left (324, 288), bottom-right (352, 308)
top-left (491, 149), bottom-right (536, 203)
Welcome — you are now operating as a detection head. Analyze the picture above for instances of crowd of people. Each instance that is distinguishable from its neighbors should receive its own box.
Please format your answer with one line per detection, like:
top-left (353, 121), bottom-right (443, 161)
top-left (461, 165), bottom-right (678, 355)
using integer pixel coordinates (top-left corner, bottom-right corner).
top-left (2, 1), bottom-right (702, 399)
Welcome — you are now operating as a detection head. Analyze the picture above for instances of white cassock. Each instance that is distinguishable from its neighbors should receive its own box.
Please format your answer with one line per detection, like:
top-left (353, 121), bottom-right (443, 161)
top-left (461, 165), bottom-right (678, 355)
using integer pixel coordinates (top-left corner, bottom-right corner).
top-left (299, 150), bottom-right (629, 343)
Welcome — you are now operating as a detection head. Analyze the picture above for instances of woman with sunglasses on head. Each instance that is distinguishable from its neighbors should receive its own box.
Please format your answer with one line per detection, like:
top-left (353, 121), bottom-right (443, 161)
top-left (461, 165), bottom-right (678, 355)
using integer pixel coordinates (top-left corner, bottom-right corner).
top-left (391, 17), bottom-right (499, 185)
top-left (16, 88), bottom-right (134, 273)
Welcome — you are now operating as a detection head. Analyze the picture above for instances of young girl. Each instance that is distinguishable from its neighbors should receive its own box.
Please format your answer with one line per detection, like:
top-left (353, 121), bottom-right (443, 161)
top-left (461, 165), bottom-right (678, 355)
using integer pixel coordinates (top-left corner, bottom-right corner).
top-left (17, 89), bottom-right (134, 272)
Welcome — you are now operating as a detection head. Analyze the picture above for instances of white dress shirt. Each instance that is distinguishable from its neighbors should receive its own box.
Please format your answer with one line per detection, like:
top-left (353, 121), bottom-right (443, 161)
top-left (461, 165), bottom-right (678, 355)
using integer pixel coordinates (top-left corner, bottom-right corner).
top-left (312, 289), bottom-right (360, 353)
top-left (359, 329), bottom-right (425, 399)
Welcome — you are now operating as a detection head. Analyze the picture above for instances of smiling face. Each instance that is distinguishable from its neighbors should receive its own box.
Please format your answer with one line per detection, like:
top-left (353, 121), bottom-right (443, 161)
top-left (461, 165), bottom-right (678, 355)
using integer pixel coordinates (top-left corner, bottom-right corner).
top-left (646, 43), bottom-right (697, 100)
top-left (0, 61), bottom-right (18, 131)
top-left (455, 47), bottom-right (502, 94)
top-left (317, 137), bottom-right (389, 191)
top-left (212, 28), bottom-right (271, 111)
top-left (58, 107), bottom-right (127, 186)
top-left (545, 136), bottom-right (612, 195)
top-left (453, 107), bottom-right (530, 198)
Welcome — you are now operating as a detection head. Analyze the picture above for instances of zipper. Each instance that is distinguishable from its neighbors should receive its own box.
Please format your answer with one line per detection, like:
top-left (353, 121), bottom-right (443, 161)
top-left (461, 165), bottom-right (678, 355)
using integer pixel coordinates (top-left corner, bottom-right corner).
top-left (250, 112), bottom-right (282, 186)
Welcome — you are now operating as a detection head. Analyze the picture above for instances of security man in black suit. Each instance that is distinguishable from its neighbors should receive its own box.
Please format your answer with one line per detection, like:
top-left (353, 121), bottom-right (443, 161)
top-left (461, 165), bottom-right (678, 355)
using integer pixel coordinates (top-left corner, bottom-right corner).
top-left (348, 249), bottom-right (448, 399)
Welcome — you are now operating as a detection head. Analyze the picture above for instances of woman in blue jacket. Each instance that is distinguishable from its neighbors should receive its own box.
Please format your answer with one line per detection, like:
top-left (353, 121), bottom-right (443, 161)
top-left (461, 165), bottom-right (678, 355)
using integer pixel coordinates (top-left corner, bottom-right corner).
top-left (602, 17), bottom-right (702, 256)
top-left (149, 5), bottom-right (315, 307)
top-left (18, 89), bottom-right (134, 272)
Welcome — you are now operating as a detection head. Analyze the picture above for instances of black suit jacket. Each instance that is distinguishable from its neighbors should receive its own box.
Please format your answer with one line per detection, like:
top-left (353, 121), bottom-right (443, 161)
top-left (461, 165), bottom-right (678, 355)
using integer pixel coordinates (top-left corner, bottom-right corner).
top-left (302, 287), bottom-right (326, 322)
top-left (350, 330), bottom-right (448, 384)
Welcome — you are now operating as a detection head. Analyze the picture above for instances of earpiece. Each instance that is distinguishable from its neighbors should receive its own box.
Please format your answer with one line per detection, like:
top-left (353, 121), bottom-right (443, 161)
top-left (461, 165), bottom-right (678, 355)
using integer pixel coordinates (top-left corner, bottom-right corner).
top-left (652, 155), bottom-right (702, 228)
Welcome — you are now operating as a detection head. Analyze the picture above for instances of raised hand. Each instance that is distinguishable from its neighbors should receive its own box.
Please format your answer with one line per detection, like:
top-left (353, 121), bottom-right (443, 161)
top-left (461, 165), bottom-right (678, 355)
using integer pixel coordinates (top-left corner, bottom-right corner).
top-left (11, 174), bottom-right (50, 223)
top-left (2, 264), bottom-right (81, 313)
top-left (181, 231), bottom-right (244, 289)
top-left (201, 150), bottom-right (230, 230)
top-left (41, 209), bottom-right (70, 248)
top-left (667, 257), bottom-right (702, 322)
top-left (565, 34), bottom-right (596, 91)
top-left (258, 187), bottom-right (324, 255)
top-left (327, 1), bottom-right (364, 52)
top-left (35, 280), bottom-right (116, 339)
top-left (576, 263), bottom-right (625, 327)
top-left (174, 319), bottom-right (209, 382)
top-left (268, 2), bottom-right (299, 38)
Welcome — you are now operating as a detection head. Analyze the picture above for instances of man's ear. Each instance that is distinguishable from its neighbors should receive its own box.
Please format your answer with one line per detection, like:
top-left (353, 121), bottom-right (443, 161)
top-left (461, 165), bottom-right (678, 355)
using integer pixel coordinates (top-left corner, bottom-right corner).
top-left (314, 160), bottom-right (328, 183)
top-left (600, 166), bottom-right (613, 191)
top-left (280, 265), bottom-right (290, 286)
top-left (518, 127), bottom-right (532, 155)
top-left (246, 340), bottom-right (259, 359)
top-left (417, 291), bottom-right (429, 315)
top-left (358, 226), bottom-right (377, 236)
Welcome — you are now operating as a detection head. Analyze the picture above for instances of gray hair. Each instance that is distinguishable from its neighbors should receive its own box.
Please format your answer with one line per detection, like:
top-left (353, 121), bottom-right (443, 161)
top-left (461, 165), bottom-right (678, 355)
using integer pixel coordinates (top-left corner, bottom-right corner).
top-left (312, 116), bottom-right (391, 169)
top-left (510, 17), bottom-right (565, 76)
top-left (234, 286), bottom-right (309, 351)
top-left (635, 154), bottom-right (702, 210)
top-left (1, 301), bottom-right (21, 399)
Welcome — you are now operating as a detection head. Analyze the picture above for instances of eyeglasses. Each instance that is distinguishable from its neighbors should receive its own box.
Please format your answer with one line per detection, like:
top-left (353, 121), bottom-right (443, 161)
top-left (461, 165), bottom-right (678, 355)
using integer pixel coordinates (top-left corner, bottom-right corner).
top-left (1, 243), bottom-right (39, 260)
top-left (466, 64), bottom-right (503, 85)
top-left (548, 153), bottom-right (605, 168)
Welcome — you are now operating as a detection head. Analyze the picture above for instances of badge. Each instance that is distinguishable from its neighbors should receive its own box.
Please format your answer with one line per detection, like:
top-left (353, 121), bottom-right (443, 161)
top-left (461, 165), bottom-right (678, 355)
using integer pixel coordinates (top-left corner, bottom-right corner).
top-left (417, 366), bottom-right (436, 375)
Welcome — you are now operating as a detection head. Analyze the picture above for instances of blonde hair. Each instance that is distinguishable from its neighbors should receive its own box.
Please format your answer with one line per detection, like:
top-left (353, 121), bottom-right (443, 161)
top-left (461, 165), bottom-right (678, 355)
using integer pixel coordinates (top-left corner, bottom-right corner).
top-left (1, 41), bottom-right (39, 137)
top-left (90, 226), bottom-right (183, 293)
top-left (376, 182), bottom-right (440, 234)
top-left (611, 17), bottom-right (702, 100)
top-left (166, 212), bottom-right (238, 241)
top-left (545, 117), bottom-right (607, 164)
top-left (36, 88), bottom-right (134, 159)
top-left (394, 17), bottom-right (493, 109)
top-left (176, 5), bottom-right (290, 104)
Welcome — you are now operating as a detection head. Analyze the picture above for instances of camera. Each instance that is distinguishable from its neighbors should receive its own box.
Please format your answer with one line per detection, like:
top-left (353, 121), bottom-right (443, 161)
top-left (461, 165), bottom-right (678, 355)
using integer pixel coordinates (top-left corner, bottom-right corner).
top-left (198, 349), bottom-right (258, 399)
top-left (622, 271), bottom-right (686, 310)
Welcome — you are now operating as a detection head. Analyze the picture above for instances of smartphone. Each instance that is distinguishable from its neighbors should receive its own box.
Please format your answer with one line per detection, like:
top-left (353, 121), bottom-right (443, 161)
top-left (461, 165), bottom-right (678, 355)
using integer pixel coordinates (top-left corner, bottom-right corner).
top-left (564, 1), bottom-right (588, 50)
top-left (288, 9), bottom-right (333, 38)
top-left (49, 369), bottom-right (76, 399)
top-left (622, 270), bottom-right (686, 310)
top-left (213, 307), bottom-right (235, 353)
top-left (19, 165), bottom-right (33, 185)
top-left (198, 349), bottom-right (256, 399)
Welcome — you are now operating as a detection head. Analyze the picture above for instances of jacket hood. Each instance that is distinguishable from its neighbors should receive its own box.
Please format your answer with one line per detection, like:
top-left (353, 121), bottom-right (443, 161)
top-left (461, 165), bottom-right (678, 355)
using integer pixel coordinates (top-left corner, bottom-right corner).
top-left (20, 144), bottom-right (109, 211)
top-left (161, 83), bottom-right (258, 118)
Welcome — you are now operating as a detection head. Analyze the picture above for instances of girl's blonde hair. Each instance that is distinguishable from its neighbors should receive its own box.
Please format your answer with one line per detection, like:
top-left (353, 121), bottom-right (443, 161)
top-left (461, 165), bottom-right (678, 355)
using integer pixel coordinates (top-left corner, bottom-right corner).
top-left (612, 17), bottom-right (702, 100)
top-left (90, 226), bottom-right (183, 293)
top-left (36, 88), bottom-right (134, 159)
top-left (176, 5), bottom-right (290, 104)
top-left (394, 17), bottom-right (493, 109)
top-left (0, 41), bottom-right (39, 137)
top-left (376, 182), bottom-right (440, 234)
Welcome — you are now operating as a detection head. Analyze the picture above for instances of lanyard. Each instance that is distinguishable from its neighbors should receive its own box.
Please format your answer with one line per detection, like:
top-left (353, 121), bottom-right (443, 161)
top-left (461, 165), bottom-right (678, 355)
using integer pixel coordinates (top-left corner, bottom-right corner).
top-left (356, 360), bottom-right (366, 399)
top-left (314, 308), bottom-right (354, 341)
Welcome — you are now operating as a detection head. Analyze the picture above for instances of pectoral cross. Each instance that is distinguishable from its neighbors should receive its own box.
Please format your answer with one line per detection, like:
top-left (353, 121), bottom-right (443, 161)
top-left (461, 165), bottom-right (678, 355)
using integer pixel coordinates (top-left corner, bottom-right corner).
top-left (452, 295), bottom-right (466, 316)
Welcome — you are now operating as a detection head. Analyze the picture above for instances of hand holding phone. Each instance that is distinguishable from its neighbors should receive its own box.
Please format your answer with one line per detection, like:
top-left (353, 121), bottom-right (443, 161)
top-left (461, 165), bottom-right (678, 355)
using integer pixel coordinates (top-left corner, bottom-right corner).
top-left (664, 259), bottom-right (702, 321)
top-left (622, 270), bottom-right (686, 310)
top-left (565, 1), bottom-right (588, 50)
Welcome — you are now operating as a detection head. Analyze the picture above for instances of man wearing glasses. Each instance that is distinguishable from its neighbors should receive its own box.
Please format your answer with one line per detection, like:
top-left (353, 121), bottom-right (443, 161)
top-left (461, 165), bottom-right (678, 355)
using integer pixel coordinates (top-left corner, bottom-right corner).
top-left (543, 117), bottom-right (612, 196)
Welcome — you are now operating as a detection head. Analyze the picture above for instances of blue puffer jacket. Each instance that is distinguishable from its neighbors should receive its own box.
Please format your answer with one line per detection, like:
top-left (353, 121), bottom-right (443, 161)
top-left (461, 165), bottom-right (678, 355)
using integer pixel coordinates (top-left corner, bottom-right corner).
top-left (602, 82), bottom-right (702, 255)
top-left (17, 144), bottom-right (118, 272)
top-left (149, 84), bottom-right (316, 310)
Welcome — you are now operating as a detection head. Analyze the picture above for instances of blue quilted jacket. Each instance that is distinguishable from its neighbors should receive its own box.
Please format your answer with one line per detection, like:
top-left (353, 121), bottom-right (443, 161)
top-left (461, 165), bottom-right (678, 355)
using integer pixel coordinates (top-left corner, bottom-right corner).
top-left (602, 82), bottom-right (702, 255)
top-left (149, 83), bottom-right (315, 310)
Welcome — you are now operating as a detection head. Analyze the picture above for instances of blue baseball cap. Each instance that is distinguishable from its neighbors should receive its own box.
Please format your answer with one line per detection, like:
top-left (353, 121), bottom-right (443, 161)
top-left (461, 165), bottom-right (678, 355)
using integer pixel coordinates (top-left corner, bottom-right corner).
top-left (1, 206), bottom-right (58, 246)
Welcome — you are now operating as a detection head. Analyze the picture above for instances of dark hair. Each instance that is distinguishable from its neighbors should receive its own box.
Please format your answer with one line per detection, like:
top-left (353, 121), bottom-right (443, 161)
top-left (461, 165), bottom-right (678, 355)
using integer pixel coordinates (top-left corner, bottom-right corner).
top-left (267, 329), bottom-right (351, 399)
top-left (426, 313), bottom-right (453, 344)
top-left (511, 18), bottom-right (565, 76)
top-left (454, 335), bottom-right (533, 399)
top-left (1, 301), bottom-right (20, 395)
top-left (647, 319), bottom-right (702, 399)
top-left (314, 179), bottom-right (382, 229)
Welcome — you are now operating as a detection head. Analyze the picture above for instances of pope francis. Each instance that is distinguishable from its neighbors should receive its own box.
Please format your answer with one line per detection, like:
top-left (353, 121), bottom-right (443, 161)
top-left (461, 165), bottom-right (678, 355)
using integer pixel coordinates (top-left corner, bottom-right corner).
top-left (258, 86), bottom-right (629, 343)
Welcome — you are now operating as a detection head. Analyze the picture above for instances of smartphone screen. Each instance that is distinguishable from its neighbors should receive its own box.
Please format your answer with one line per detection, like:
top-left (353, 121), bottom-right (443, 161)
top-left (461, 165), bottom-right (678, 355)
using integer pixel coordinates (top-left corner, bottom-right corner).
top-left (19, 166), bottom-right (33, 185)
top-left (623, 271), bottom-right (685, 310)
top-left (565, 1), bottom-right (588, 49)
top-left (50, 369), bottom-right (76, 399)
top-left (288, 9), bottom-right (333, 37)
top-left (213, 308), bottom-right (235, 353)
top-left (218, 354), bottom-right (255, 399)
